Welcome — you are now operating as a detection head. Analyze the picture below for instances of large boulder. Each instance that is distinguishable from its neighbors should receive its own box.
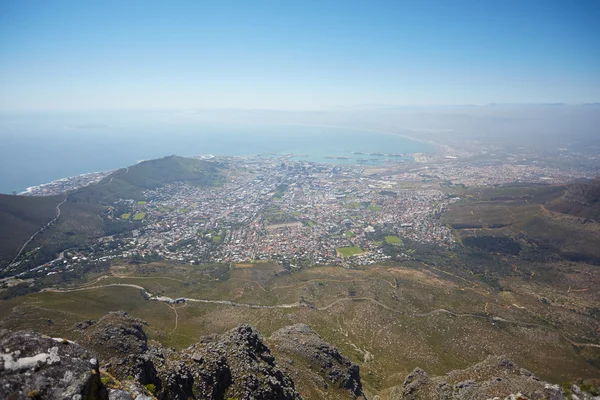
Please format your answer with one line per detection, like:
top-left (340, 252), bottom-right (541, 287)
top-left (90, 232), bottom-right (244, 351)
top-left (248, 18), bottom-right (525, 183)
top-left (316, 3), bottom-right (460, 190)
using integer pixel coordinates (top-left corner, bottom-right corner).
top-left (0, 329), bottom-right (106, 400)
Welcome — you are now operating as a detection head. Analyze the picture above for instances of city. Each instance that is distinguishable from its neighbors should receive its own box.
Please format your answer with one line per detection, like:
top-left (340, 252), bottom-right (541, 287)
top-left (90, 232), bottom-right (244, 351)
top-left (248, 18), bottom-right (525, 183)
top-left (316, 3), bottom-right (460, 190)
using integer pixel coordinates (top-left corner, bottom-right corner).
top-left (11, 147), bottom-right (599, 281)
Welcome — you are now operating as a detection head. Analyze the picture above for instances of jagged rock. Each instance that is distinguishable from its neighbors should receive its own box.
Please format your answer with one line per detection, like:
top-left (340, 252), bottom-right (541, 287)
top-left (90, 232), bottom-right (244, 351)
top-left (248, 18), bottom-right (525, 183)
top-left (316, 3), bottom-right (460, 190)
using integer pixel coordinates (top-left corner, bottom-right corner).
top-left (269, 323), bottom-right (364, 397)
top-left (544, 384), bottom-right (567, 400)
top-left (112, 353), bottom-right (161, 390)
top-left (77, 311), bottom-right (148, 359)
top-left (162, 362), bottom-right (194, 400)
top-left (400, 368), bottom-right (429, 398)
top-left (180, 325), bottom-right (302, 400)
top-left (73, 315), bottom-right (302, 399)
top-left (0, 329), bottom-right (106, 400)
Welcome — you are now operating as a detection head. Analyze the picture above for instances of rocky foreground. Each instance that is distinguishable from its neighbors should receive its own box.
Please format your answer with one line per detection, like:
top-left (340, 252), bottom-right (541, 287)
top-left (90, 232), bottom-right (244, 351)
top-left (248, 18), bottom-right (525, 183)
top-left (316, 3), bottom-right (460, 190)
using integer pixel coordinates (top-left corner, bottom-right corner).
top-left (1, 311), bottom-right (598, 400)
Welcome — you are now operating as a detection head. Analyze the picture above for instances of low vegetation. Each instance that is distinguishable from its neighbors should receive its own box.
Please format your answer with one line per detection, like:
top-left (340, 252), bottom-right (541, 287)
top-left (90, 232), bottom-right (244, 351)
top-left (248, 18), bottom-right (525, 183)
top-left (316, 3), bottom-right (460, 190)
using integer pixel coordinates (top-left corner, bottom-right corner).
top-left (384, 235), bottom-right (403, 245)
top-left (337, 246), bottom-right (364, 257)
top-left (1, 259), bottom-right (599, 395)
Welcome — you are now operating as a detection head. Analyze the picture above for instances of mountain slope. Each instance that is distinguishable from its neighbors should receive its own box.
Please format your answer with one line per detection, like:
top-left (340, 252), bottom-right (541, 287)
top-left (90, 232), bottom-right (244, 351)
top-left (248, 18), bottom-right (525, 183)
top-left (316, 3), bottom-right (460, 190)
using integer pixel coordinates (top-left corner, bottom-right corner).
top-left (70, 155), bottom-right (226, 203)
top-left (0, 194), bottom-right (63, 263)
top-left (547, 177), bottom-right (600, 220)
top-left (0, 156), bottom-right (226, 271)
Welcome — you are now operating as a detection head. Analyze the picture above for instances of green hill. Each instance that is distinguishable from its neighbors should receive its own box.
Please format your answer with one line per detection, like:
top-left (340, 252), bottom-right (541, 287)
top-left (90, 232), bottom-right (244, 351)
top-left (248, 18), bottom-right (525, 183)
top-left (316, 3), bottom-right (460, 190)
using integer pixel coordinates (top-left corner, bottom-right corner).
top-left (70, 155), bottom-right (226, 203)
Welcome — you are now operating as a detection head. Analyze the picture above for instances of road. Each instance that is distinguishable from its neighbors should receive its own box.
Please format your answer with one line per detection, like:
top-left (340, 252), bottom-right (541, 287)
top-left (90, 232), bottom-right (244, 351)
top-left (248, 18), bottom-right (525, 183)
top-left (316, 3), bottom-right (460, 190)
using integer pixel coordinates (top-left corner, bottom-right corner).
top-left (99, 167), bottom-right (130, 202)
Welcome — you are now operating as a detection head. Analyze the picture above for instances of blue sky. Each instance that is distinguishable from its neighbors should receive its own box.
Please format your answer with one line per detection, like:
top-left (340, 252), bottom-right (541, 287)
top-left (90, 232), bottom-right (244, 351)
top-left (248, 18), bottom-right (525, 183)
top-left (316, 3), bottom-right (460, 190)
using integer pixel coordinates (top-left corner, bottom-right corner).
top-left (0, 0), bottom-right (598, 110)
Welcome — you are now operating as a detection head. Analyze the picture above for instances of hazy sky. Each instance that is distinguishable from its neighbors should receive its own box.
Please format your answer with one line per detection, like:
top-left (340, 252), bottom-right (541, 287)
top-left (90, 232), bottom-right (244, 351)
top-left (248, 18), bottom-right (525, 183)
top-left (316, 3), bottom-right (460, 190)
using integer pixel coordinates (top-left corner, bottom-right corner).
top-left (0, 0), bottom-right (598, 111)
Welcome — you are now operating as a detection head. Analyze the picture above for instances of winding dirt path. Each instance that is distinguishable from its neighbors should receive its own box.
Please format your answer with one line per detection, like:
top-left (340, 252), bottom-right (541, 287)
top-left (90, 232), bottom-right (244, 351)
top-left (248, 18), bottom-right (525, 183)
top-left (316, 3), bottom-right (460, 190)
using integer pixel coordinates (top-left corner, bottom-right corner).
top-left (168, 303), bottom-right (180, 334)
top-left (98, 167), bottom-right (131, 202)
top-left (42, 283), bottom-right (150, 294)
top-left (8, 197), bottom-right (68, 268)
top-left (7, 166), bottom-right (132, 270)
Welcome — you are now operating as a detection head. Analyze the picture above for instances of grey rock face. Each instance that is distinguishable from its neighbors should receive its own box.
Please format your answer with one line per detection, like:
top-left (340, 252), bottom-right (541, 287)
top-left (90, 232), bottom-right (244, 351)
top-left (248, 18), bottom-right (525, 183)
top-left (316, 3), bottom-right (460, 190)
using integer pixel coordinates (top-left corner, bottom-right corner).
top-left (108, 389), bottom-right (134, 400)
top-left (0, 329), bottom-right (106, 400)
top-left (161, 361), bottom-right (195, 400)
top-left (400, 368), bottom-right (429, 399)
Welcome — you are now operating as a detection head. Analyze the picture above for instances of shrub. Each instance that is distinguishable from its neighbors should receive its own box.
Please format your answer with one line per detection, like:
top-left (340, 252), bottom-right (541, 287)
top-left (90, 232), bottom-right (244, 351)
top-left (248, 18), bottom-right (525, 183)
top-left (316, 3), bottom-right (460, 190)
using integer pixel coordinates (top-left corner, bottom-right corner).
top-left (145, 383), bottom-right (157, 394)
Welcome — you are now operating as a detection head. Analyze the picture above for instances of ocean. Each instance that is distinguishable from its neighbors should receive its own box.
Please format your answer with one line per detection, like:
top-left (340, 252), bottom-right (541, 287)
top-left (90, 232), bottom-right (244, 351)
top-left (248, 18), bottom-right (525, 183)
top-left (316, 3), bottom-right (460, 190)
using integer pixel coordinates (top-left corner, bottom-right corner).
top-left (0, 114), bottom-right (431, 194)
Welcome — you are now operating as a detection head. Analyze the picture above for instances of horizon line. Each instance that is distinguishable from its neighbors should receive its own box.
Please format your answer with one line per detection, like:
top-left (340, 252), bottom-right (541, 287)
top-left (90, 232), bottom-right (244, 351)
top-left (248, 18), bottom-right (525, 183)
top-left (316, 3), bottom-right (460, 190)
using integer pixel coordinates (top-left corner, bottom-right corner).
top-left (1, 102), bottom-right (600, 114)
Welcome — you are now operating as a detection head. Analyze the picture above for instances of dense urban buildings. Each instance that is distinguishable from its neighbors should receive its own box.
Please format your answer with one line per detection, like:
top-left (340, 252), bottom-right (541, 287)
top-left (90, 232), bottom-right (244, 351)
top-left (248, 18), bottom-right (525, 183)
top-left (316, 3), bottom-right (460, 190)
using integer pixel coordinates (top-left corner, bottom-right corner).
top-left (11, 149), bottom-right (599, 277)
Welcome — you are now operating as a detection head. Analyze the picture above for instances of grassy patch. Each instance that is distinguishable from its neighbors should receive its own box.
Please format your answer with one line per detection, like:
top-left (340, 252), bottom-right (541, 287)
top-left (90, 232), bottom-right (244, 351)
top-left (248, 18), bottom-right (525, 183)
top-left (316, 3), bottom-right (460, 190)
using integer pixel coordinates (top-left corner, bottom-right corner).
top-left (120, 213), bottom-right (131, 220)
top-left (137, 201), bottom-right (147, 205)
top-left (385, 235), bottom-right (403, 245)
top-left (367, 204), bottom-right (382, 212)
top-left (133, 212), bottom-right (146, 221)
top-left (337, 246), bottom-right (364, 257)
top-left (345, 231), bottom-right (355, 238)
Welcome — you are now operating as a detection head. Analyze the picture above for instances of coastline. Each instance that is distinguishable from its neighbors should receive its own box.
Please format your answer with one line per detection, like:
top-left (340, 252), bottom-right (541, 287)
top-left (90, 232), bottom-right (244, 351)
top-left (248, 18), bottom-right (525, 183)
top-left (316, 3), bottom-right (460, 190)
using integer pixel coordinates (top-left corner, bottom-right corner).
top-left (18, 170), bottom-right (115, 196)
top-left (6, 125), bottom-right (439, 195)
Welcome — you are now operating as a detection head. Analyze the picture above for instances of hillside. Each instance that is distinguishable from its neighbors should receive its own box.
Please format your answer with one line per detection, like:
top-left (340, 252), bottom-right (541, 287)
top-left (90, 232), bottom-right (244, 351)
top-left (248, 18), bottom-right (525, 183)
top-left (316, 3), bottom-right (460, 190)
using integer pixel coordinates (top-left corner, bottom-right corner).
top-left (547, 177), bottom-right (600, 220)
top-left (0, 156), bottom-right (226, 272)
top-left (0, 194), bottom-right (64, 264)
top-left (2, 258), bottom-right (599, 395)
top-left (442, 182), bottom-right (600, 264)
top-left (70, 155), bottom-right (226, 203)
